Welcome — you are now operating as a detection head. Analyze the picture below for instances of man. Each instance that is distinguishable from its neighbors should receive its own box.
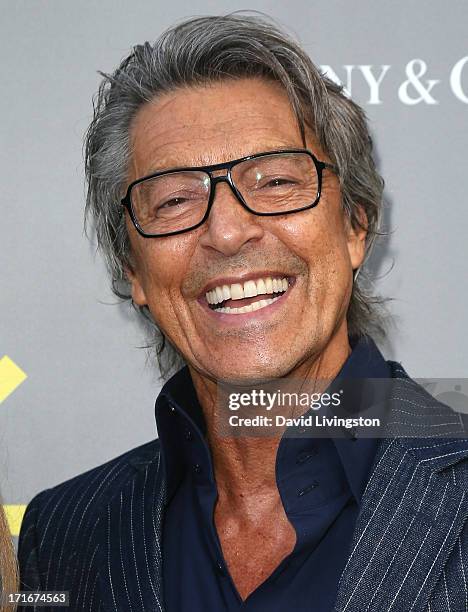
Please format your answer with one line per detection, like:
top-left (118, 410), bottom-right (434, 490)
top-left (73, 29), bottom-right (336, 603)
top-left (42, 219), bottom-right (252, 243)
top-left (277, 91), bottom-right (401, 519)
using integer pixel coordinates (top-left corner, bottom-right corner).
top-left (18, 14), bottom-right (468, 612)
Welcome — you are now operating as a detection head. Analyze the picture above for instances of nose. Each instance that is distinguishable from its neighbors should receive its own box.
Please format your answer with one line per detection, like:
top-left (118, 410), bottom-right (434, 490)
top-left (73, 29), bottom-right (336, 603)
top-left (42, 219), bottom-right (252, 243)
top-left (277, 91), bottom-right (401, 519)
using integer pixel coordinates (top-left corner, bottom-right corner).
top-left (198, 177), bottom-right (265, 256)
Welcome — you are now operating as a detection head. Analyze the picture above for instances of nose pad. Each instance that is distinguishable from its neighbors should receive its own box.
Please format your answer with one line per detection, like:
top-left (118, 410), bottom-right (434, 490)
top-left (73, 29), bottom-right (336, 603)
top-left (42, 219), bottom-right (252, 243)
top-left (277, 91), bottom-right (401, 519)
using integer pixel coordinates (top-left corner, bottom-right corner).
top-left (211, 174), bottom-right (240, 203)
top-left (208, 173), bottom-right (252, 219)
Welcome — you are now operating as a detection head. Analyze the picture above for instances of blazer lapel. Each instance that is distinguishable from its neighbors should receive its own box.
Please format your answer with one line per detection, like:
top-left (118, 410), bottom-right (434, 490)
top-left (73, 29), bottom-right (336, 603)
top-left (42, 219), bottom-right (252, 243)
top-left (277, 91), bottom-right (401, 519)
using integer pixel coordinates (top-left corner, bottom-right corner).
top-left (98, 450), bottom-right (167, 612)
top-left (334, 366), bottom-right (468, 612)
top-left (94, 364), bottom-right (468, 612)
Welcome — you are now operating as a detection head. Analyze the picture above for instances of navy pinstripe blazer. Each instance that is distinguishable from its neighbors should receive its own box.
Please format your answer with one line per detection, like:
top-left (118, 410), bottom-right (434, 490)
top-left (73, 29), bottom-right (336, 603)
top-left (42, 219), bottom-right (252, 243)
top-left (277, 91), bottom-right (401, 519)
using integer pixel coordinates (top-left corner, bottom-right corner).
top-left (18, 362), bottom-right (468, 611)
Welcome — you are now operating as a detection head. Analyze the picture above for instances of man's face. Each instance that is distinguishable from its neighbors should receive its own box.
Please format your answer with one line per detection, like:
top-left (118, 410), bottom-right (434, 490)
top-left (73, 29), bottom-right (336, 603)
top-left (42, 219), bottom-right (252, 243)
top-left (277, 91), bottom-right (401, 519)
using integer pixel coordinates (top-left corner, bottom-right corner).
top-left (126, 78), bottom-right (366, 381)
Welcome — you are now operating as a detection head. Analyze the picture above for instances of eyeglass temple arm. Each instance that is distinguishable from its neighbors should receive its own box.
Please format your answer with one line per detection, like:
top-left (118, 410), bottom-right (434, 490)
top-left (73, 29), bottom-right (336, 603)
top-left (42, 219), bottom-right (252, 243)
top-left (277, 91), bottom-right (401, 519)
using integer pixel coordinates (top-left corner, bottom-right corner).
top-left (321, 161), bottom-right (339, 176)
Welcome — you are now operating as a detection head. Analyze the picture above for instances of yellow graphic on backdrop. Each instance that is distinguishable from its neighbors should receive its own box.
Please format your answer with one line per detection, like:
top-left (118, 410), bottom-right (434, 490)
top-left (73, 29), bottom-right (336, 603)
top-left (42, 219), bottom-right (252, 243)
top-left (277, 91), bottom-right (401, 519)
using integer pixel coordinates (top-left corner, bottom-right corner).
top-left (0, 355), bottom-right (27, 403)
top-left (4, 505), bottom-right (26, 536)
top-left (0, 357), bottom-right (27, 536)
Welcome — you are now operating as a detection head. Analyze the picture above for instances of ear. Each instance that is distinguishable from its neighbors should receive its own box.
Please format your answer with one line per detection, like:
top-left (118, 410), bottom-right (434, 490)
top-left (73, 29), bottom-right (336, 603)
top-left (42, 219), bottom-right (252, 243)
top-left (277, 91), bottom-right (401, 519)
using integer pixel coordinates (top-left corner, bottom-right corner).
top-left (346, 205), bottom-right (368, 270)
top-left (124, 265), bottom-right (148, 307)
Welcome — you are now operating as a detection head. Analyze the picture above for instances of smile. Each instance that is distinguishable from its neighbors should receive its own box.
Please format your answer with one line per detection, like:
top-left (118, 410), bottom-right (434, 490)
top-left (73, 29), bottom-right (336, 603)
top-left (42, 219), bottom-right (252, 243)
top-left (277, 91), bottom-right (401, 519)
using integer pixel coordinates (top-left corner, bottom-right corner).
top-left (204, 276), bottom-right (291, 315)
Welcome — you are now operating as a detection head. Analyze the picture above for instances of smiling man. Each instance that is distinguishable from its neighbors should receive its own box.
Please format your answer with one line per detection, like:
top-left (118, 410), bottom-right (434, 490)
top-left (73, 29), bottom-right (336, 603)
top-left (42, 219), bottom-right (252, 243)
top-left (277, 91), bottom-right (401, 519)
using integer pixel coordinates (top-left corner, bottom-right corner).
top-left (126, 77), bottom-right (362, 384)
top-left (18, 14), bottom-right (468, 612)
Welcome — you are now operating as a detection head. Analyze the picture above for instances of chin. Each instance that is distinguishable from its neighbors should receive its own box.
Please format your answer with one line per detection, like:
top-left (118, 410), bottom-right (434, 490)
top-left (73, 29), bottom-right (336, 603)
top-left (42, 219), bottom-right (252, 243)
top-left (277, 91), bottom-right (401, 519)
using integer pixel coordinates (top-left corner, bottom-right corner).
top-left (199, 357), bottom-right (294, 384)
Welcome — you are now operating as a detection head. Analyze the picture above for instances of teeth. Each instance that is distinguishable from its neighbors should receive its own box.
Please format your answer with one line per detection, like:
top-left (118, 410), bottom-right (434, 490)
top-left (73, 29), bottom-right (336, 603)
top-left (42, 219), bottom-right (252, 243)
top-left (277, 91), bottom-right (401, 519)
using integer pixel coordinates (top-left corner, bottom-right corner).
top-left (217, 296), bottom-right (280, 314)
top-left (251, 299), bottom-right (268, 311)
top-left (243, 280), bottom-right (257, 298)
top-left (265, 277), bottom-right (273, 294)
top-left (256, 278), bottom-right (266, 294)
top-left (215, 286), bottom-right (224, 303)
top-left (230, 283), bottom-right (244, 300)
top-left (205, 275), bottom-right (290, 305)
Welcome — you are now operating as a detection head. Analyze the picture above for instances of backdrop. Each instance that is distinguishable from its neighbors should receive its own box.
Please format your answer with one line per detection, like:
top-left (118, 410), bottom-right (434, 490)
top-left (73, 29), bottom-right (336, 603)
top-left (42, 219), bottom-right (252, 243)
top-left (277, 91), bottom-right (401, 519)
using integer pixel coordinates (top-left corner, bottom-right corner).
top-left (1, 0), bottom-right (467, 539)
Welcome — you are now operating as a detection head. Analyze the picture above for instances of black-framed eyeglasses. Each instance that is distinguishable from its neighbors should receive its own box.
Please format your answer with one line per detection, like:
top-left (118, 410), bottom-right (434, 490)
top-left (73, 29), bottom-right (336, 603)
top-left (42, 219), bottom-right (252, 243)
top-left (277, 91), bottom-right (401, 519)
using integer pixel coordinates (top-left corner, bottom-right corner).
top-left (121, 149), bottom-right (338, 238)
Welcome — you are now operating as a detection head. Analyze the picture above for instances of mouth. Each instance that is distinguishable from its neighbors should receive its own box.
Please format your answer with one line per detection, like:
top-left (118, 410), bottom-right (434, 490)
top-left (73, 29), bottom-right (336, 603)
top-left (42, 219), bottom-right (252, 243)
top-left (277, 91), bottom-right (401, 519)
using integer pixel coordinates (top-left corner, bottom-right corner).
top-left (202, 274), bottom-right (294, 315)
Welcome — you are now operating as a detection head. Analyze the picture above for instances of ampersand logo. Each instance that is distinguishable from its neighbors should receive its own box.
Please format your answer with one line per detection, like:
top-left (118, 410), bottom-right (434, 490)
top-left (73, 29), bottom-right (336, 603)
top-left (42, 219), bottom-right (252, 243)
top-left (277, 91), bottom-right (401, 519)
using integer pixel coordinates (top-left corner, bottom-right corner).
top-left (398, 59), bottom-right (440, 105)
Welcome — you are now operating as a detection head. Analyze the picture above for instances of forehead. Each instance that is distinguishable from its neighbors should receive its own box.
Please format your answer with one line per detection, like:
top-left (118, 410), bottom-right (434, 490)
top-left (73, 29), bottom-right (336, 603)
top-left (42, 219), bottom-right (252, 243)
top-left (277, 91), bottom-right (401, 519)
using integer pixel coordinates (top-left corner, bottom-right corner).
top-left (128, 78), bottom-right (320, 177)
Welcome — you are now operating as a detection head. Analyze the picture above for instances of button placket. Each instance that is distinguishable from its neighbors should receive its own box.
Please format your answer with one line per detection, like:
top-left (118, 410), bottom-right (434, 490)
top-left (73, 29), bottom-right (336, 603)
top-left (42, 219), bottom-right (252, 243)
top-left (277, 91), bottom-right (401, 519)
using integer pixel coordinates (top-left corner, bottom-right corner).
top-left (215, 561), bottom-right (226, 576)
top-left (297, 481), bottom-right (319, 498)
top-left (296, 449), bottom-right (317, 464)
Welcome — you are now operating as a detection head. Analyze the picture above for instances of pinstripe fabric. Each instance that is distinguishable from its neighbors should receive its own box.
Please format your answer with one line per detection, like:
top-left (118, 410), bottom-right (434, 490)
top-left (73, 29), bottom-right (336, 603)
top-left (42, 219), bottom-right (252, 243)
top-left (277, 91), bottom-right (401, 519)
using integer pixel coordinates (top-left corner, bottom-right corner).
top-left (18, 362), bottom-right (468, 611)
top-left (18, 440), bottom-right (165, 612)
top-left (334, 367), bottom-right (468, 612)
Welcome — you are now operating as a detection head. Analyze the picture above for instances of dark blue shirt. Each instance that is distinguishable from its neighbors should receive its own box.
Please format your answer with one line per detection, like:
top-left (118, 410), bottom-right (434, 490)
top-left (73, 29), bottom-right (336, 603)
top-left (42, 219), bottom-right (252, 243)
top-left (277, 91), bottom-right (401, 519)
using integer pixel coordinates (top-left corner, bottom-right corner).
top-left (157, 336), bottom-right (390, 611)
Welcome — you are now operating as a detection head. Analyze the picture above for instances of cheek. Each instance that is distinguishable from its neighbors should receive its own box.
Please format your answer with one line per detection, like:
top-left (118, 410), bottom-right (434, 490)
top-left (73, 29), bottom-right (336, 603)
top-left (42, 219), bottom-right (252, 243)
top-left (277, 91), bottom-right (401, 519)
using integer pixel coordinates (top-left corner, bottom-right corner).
top-left (132, 234), bottom-right (196, 309)
top-left (280, 208), bottom-right (350, 267)
top-left (278, 210), bottom-right (352, 304)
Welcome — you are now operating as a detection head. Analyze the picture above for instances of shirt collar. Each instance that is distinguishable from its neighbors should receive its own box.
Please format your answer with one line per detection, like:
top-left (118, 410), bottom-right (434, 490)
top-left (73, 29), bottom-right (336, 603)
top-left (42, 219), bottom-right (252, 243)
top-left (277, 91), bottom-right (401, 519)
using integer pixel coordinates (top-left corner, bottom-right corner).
top-left (155, 334), bottom-right (391, 504)
top-left (330, 335), bottom-right (391, 501)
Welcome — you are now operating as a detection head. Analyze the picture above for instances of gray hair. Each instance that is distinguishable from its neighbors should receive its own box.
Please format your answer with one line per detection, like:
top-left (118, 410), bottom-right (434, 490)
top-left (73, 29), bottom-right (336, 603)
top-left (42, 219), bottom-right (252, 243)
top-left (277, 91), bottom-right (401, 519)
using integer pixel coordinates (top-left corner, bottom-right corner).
top-left (85, 13), bottom-right (388, 379)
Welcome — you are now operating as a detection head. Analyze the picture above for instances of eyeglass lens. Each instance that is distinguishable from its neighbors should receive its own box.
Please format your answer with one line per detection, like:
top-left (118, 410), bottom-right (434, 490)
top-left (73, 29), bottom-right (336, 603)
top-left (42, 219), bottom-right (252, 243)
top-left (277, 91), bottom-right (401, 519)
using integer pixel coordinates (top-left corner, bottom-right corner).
top-left (130, 152), bottom-right (319, 235)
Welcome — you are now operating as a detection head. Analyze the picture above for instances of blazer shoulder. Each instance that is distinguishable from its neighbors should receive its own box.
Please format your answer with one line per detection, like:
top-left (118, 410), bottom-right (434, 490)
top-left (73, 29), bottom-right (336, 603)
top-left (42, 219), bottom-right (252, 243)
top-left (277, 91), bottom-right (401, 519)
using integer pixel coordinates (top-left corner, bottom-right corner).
top-left (385, 361), bottom-right (468, 467)
top-left (18, 439), bottom-right (162, 596)
top-left (19, 438), bottom-right (161, 546)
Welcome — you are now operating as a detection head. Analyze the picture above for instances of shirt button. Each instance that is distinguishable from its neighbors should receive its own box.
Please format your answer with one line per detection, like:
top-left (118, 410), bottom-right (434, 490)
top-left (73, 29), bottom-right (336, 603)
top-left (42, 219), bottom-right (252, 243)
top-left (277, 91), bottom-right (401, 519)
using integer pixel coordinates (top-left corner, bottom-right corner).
top-left (184, 429), bottom-right (193, 441)
top-left (216, 561), bottom-right (226, 576)
top-left (297, 480), bottom-right (319, 497)
top-left (296, 449), bottom-right (317, 464)
top-left (193, 464), bottom-right (202, 474)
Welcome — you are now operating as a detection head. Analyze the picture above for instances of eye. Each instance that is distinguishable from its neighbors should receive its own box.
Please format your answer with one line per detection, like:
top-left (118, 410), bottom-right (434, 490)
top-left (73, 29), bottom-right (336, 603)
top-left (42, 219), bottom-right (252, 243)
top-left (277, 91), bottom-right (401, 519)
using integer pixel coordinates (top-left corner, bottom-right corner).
top-left (257, 176), bottom-right (298, 190)
top-left (159, 197), bottom-right (187, 209)
top-left (264, 177), bottom-right (295, 188)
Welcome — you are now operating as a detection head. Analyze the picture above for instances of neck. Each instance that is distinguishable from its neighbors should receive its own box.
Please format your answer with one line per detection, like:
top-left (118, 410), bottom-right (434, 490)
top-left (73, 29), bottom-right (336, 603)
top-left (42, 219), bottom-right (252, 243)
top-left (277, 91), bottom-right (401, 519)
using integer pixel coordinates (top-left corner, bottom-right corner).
top-left (188, 326), bottom-right (352, 508)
